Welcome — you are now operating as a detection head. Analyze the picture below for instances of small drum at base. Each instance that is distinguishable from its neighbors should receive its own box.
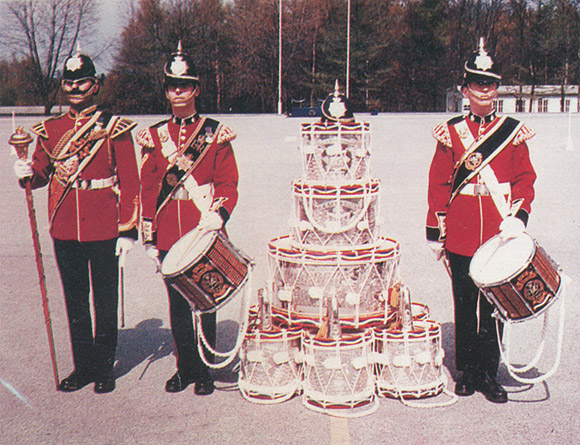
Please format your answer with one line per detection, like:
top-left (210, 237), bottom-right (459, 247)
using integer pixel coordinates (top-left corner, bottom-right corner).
top-left (238, 318), bottom-right (302, 404)
top-left (470, 233), bottom-right (561, 322)
top-left (161, 228), bottom-right (251, 313)
top-left (302, 330), bottom-right (375, 411)
top-left (374, 320), bottom-right (445, 399)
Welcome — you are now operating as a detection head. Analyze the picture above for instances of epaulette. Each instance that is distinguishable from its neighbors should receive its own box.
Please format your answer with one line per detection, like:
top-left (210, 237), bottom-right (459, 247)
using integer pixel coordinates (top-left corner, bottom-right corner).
top-left (30, 121), bottom-right (48, 138)
top-left (110, 117), bottom-right (137, 139)
top-left (513, 123), bottom-right (535, 145)
top-left (217, 125), bottom-right (236, 144)
top-left (432, 122), bottom-right (452, 147)
top-left (136, 128), bottom-right (155, 148)
top-left (30, 114), bottom-right (63, 138)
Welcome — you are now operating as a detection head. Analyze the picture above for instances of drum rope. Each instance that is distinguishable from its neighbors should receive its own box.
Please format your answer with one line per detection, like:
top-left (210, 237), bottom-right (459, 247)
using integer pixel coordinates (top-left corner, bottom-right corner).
top-left (498, 277), bottom-right (568, 385)
top-left (300, 182), bottom-right (374, 234)
top-left (195, 268), bottom-right (253, 369)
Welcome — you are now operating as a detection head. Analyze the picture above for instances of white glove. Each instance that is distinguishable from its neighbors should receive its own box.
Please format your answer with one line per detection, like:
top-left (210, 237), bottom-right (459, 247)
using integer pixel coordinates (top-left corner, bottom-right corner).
top-left (198, 211), bottom-right (223, 232)
top-left (14, 159), bottom-right (33, 179)
top-left (427, 241), bottom-right (445, 261)
top-left (500, 216), bottom-right (525, 239)
top-left (144, 244), bottom-right (160, 271)
top-left (116, 237), bottom-right (135, 268)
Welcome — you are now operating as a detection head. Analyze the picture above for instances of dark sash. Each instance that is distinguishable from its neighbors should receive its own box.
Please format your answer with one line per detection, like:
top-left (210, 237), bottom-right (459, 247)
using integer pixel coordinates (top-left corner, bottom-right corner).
top-left (155, 118), bottom-right (220, 219)
top-left (449, 117), bottom-right (521, 204)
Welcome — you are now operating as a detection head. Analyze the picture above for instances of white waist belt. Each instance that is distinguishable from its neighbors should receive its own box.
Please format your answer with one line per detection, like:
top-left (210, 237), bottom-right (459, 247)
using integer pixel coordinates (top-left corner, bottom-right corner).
top-left (459, 182), bottom-right (510, 196)
top-left (71, 175), bottom-right (117, 190)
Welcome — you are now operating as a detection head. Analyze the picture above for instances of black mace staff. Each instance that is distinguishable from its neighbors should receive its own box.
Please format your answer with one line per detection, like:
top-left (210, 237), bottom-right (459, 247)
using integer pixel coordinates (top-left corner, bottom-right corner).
top-left (9, 127), bottom-right (60, 390)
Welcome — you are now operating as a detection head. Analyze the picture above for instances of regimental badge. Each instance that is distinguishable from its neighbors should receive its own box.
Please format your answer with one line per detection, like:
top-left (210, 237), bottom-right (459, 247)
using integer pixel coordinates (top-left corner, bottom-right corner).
top-left (465, 152), bottom-right (482, 171)
top-left (474, 52), bottom-right (494, 71)
top-left (328, 97), bottom-right (347, 119)
top-left (169, 56), bottom-right (188, 77)
top-left (66, 55), bottom-right (83, 72)
top-left (205, 127), bottom-right (215, 143)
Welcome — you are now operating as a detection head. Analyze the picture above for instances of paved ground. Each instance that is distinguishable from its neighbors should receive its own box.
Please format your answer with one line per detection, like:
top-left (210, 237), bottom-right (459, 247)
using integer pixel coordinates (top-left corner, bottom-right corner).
top-left (1, 113), bottom-right (579, 444)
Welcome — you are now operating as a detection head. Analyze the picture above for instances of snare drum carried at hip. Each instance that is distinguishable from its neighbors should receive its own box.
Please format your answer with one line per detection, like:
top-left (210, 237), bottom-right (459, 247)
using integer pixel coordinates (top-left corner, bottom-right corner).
top-left (469, 233), bottom-right (562, 323)
top-left (161, 227), bottom-right (252, 313)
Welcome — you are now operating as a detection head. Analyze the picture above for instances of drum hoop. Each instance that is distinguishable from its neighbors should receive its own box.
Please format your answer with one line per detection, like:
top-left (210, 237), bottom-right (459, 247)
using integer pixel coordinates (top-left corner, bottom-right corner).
top-left (302, 329), bottom-right (373, 348)
top-left (244, 327), bottom-right (303, 342)
top-left (374, 319), bottom-right (441, 339)
top-left (470, 234), bottom-right (537, 288)
top-left (293, 179), bottom-right (379, 195)
top-left (268, 236), bottom-right (400, 263)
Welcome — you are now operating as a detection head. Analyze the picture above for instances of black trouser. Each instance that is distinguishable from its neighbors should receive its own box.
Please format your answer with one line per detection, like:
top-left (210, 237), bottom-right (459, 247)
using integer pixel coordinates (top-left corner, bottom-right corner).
top-left (53, 238), bottom-right (118, 379)
top-left (448, 251), bottom-right (503, 377)
top-left (159, 250), bottom-right (216, 381)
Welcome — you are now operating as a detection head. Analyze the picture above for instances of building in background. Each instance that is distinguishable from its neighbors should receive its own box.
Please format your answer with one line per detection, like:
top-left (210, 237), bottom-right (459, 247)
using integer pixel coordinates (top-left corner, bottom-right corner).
top-left (447, 85), bottom-right (579, 113)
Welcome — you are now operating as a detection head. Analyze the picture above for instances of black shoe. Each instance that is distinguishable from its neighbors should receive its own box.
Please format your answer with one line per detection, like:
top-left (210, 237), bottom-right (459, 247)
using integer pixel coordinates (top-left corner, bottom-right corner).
top-left (455, 371), bottom-right (476, 396)
top-left (165, 370), bottom-right (195, 393)
top-left (94, 377), bottom-right (116, 394)
top-left (58, 371), bottom-right (93, 392)
top-left (194, 379), bottom-right (215, 396)
top-left (477, 374), bottom-right (508, 403)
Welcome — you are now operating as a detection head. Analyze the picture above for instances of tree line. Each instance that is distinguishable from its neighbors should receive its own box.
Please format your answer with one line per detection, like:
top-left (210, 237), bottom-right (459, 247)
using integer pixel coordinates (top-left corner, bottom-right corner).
top-left (1, 0), bottom-right (579, 115)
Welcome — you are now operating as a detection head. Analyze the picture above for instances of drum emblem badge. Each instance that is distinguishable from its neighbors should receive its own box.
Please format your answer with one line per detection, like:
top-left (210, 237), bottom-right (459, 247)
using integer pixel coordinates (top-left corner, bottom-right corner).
top-left (465, 152), bottom-right (482, 171)
top-left (191, 262), bottom-right (228, 297)
top-left (515, 267), bottom-right (549, 307)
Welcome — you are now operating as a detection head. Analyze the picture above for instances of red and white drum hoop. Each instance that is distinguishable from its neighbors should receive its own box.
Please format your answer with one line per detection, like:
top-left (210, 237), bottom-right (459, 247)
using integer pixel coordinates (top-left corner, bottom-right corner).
top-left (268, 236), bottom-right (400, 323)
top-left (238, 319), bottom-right (303, 404)
top-left (373, 320), bottom-right (445, 400)
top-left (292, 179), bottom-right (380, 249)
top-left (300, 122), bottom-right (371, 182)
top-left (301, 330), bottom-right (378, 416)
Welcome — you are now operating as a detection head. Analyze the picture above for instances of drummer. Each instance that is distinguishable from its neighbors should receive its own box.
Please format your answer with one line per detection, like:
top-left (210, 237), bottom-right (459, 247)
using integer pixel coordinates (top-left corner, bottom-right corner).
top-left (426, 38), bottom-right (536, 403)
top-left (137, 42), bottom-right (239, 395)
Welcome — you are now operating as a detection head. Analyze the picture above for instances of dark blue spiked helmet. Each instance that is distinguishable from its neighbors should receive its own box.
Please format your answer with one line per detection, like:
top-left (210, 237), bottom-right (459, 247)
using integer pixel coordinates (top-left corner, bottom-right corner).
top-left (463, 38), bottom-right (501, 86)
top-left (321, 80), bottom-right (354, 123)
top-left (163, 41), bottom-right (199, 88)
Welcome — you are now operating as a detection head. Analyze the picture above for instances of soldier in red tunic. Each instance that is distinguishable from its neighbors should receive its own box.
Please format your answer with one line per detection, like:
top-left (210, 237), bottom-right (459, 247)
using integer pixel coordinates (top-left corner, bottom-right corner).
top-left (13, 52), bottom-right (140, 393)
top-left (138, 42), bottom-right (238, 395)
top-left (426, 39), bottom-right (537, 403)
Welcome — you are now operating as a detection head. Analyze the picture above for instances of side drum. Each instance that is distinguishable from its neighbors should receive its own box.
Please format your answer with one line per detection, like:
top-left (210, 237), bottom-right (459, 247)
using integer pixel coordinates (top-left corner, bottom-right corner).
top-left (268, 236), bottom-right (400, 322)
top-left (291, 179), bottom-right (380, 249)
top-left (374, 320), bottom-right (445, 399)
top-left (470, 233), bottom-right (561, 322)
top-left (300, 121), bottom-right (371, 182)
top-left (161, 228), bottom-right (251, 313)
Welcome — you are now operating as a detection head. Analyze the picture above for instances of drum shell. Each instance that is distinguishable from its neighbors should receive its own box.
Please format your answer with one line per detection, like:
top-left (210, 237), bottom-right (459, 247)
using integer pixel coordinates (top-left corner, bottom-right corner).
top-left (291, 179), bottom-right (380, 249)
top-left (238, 323), bottom-right (302, 402)
top-left (163, 232), bottom-right (251, 313)
top-left (300, 122), bottom-right (371, 182)
top-left (267, 236), bottom-right (400, 320)
top-left (470, 236), bottom-right (561, 322)
top-left (374, 320), bottom-right (445, 399)
top-left (302, 330), bottom-right (375, 409)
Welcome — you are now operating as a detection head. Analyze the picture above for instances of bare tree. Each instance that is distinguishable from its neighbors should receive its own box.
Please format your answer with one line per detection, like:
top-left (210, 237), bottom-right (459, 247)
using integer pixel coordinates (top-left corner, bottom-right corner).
top-left (2, 0), bottom-right (99, 114)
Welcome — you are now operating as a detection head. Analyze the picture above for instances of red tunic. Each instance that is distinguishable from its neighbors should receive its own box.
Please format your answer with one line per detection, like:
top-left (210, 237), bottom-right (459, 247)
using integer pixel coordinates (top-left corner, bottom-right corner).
top-left (139, 115), bottom-right (239, 251)
top-left (426, 114), bottom-right (536, 256)
top-left (28, 106), bottom-right (140, 242)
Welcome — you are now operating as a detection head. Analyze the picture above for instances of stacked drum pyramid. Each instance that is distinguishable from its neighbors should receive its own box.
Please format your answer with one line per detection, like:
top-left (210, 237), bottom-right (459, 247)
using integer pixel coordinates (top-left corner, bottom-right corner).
top-left (238, 84), bottom-right (448, 415)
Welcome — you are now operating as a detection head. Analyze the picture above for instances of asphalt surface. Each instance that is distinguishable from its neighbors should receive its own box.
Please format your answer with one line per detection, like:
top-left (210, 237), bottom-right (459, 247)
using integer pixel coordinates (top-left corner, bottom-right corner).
top-left (1, 113), bottom-right (579, 444)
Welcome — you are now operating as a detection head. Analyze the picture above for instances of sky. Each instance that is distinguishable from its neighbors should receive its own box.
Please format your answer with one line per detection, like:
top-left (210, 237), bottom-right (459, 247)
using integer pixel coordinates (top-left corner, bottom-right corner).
top-left (0, 0), bottom-right (128, 73)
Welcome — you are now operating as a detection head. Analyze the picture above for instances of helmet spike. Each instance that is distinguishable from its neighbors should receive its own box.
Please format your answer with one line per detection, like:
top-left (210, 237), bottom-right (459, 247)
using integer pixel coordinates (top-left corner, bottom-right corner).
top-left (75, 41), bottom-right (82, 56)
top-left (176, 40), bottom-right (183, 55)
top-left (334, 79), bottom-right (340, 97)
